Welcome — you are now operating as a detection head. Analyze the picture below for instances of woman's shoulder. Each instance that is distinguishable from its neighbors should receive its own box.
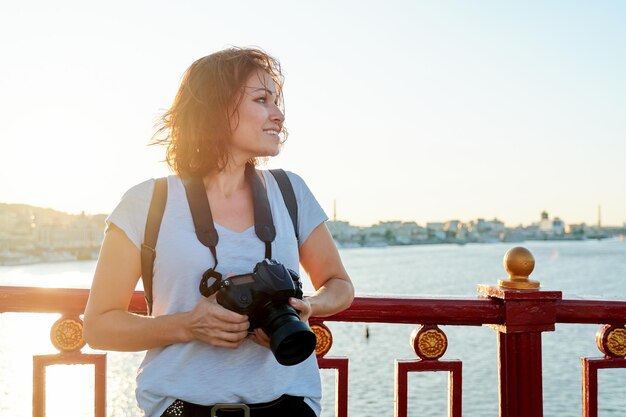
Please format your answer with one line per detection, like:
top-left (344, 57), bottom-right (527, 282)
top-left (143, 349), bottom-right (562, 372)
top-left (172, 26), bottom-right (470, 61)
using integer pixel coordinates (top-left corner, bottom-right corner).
top-left (121, 178), bottom-right (155, 198)
top-left (261, 169), bottom-right (322, 209)
top-left (261, 168), bottom-right (327, 243)
top-left (261, 168), bottom-right (307, 191)
top-left (284, 170), bottom-right (305, 185)
top-left (118, 175), bottom-right (179, 202)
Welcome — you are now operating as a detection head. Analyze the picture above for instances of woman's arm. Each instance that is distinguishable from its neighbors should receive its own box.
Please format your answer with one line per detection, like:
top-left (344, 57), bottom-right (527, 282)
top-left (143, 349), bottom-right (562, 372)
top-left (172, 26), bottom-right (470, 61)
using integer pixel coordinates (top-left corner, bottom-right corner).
top-left (83, 224), bottom-right (250, 352)
top-left (297, 222), bottom-right (354, 319)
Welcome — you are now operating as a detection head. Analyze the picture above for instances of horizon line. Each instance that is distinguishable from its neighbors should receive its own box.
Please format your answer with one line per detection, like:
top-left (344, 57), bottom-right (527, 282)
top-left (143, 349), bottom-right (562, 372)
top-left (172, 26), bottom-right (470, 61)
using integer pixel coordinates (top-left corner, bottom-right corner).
top-left (2, 201), bottom-right (625, 229)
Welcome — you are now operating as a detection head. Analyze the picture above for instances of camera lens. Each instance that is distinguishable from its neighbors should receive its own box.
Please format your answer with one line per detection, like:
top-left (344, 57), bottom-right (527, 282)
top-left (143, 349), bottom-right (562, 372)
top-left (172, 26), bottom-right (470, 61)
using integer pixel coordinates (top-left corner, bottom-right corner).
top-left (263, 304), bottom-right (317, 366)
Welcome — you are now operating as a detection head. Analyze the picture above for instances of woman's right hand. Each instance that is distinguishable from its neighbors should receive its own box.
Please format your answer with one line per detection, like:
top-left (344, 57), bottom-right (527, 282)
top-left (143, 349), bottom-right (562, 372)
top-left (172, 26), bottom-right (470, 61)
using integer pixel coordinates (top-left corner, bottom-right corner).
top-left (84, 225), bottom-right (250, 352)
top-left (184, 294), bottom-right (250, 348)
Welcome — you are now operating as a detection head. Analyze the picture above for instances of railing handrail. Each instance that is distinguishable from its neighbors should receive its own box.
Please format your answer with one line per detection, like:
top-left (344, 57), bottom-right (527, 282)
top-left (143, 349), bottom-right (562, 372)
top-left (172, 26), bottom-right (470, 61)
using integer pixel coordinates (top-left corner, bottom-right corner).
top-left (1, 285), bottom-right (624, 326)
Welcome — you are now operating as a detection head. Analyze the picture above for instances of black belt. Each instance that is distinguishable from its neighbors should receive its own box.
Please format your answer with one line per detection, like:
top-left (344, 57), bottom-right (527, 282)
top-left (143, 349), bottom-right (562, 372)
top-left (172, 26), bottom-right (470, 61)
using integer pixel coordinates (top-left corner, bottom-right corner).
top-left (162, 394), bottom-right (315, 417)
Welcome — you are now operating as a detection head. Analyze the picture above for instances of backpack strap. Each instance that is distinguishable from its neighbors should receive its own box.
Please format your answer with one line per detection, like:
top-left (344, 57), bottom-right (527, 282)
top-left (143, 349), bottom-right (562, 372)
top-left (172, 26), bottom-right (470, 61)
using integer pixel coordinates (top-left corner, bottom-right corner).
top-left (269, 169), bottom-right (299, 242)
top-left (141, 177), bottom-right (167, 315)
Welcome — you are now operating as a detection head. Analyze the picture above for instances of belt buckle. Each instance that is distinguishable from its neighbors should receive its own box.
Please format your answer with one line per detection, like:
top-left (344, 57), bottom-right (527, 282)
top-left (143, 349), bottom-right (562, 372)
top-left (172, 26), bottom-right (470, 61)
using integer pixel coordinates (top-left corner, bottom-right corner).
top-left (210, 403), bottom-right (250, 417)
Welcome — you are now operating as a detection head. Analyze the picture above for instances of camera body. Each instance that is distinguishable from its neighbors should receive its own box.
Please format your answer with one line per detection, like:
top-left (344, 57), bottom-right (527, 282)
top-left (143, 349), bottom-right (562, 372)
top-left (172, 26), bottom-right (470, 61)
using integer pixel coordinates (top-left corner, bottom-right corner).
top-left (200, 259), bottom-right (316, 366)
top-left (217, 259), bottom-right (303, 328)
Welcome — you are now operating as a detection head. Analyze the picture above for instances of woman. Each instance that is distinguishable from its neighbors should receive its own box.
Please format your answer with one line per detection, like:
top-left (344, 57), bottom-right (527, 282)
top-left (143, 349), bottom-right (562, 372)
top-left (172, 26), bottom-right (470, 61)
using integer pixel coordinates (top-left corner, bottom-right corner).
top-left (83, 47), bottom-right (354, 417)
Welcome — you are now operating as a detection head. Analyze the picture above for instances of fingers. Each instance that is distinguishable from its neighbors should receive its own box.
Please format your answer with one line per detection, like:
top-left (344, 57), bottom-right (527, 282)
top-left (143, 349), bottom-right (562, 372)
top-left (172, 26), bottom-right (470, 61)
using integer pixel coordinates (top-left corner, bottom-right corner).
top-left (289, 297), bottom-right (312, 321)
top-left (205, 295), bottom-right (249, 324)
top-left (192, 324), bottom-right (249, 348)
top-left (187, 296), bottom-right (312, 349)
top-left (289, 297), bottom-right (308, 311)
top-left (210, 307), bottom-right (249, 325)
top-left (248, 298), bottom-right (312, 349)
top-left (212, 329), bottom-right (250, 346)
top-left (186, 296), bottom-right (250, 348)
top-left (248, 328), bottom-right (271, 348)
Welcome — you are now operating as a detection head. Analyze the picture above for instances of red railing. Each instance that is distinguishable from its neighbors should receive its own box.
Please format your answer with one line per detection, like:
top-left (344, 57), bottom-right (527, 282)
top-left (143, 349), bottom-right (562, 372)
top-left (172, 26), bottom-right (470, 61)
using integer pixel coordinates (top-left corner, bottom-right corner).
top-left (0, 246), bottom-right (625, 417)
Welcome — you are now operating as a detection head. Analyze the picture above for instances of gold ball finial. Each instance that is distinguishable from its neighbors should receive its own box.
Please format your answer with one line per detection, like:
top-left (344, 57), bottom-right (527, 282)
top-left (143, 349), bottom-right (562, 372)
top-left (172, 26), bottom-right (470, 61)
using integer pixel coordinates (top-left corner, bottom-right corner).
top-left (498, 246), bottom-right (540, 289)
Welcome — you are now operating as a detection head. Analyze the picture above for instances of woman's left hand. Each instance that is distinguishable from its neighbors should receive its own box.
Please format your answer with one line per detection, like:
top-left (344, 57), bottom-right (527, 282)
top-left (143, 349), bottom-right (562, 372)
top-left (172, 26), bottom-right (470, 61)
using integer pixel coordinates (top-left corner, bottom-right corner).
top-left (289, 296), bottom-right (312, 322)
top-left (248, 297), bottom-right (312, 348)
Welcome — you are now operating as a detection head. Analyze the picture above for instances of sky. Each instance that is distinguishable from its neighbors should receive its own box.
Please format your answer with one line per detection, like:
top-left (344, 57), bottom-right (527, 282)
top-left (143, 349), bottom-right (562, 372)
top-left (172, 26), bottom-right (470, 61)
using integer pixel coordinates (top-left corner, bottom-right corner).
top-left (1, 1), bottom-right (625, 227)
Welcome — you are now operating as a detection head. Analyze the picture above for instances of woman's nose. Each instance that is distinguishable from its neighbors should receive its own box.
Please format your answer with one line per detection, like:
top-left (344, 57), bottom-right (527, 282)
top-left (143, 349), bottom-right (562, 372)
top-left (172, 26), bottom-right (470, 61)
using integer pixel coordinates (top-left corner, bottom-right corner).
top-left (271, 104), bottom-right (285, 124)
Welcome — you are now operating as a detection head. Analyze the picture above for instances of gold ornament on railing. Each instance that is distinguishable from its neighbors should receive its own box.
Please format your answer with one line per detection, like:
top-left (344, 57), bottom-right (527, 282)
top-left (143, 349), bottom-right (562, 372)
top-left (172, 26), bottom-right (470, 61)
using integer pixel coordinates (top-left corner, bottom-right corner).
top-left (411, 325), bottom-right (447, 360)
top-left (310, 322), bottom-right (333, 357)
top-left (498, 246), bottom-right (540, 289)
top-left (596, 324), bottom-right (626, 358)
top-left (50, 316), bottom-right (86, 353)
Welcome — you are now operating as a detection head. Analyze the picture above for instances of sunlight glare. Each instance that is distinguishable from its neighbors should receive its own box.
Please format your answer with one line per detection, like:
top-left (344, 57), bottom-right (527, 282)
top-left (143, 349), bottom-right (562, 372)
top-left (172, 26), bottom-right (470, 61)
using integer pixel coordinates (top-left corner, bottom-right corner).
top-left (46, 365), bottom-right (94, 417)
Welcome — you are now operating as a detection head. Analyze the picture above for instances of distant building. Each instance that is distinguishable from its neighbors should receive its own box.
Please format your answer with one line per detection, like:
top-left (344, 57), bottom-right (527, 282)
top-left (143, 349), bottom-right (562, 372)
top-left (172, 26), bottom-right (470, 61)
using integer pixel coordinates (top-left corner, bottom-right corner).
top-left (468, 218), bottom-right (505, 242)
top-left (36, 213), bottom-right (103, 250)
top-left (0, 204), bottom-right (106, 263)
top-left (327, 220), bottom-right (361, 243)
top-left (567, 223), bottom-right (592, 236)
top-left (0, 210), bottom-right (19, 234)
top-left (387, 221), bottom-right (427, 244)
top-left (444, 220), bottom-right (461, 239)
top-left (538, 211), bottom-right (565, 237)
top-left (426, 222), bottom-right (445, 240)
top-left (365, 221), bottom-right (401, 245)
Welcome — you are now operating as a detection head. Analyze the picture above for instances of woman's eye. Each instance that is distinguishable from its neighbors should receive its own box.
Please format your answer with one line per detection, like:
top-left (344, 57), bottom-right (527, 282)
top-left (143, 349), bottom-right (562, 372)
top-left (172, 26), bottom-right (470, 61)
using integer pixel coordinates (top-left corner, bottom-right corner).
top-left (256, 97), bottom-right (267, 103)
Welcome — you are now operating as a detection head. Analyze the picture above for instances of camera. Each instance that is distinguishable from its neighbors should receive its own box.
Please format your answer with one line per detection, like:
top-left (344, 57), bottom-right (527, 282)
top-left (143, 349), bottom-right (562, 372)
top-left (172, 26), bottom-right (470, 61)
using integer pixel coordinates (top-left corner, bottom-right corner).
top-left (199, 259), bottom-right (316, 366)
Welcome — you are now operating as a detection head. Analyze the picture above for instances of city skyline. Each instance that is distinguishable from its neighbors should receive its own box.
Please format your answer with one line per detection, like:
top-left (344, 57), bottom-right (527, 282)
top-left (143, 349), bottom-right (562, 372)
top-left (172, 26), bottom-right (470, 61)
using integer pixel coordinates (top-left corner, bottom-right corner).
top-left (1, 200), bottom-right (621, 229)
top-left (2, 200), bottom-right (623, 267)
top-left (1, 2), bottom-right (625, 227)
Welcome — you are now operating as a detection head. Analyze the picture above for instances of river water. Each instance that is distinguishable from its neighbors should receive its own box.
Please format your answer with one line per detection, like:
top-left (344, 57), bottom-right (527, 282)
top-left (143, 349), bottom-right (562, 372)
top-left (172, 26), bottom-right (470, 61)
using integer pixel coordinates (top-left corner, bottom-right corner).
top-left (0, 240), bottom-right (625, 416)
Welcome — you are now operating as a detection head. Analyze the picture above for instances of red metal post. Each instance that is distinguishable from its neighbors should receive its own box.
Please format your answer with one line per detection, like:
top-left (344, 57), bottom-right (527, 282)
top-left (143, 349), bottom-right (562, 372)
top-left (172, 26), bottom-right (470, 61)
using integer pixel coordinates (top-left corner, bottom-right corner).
top-left (395, 359), bottom-right (462, 417)
top-left (318, 357), bottom-right (349, 417)
top-left (33, 352), bottom-right (106, 417)
top-left (582, 357), bottom-right (626, 417)
top-left (478, 286), bottom-right (561, 417)
top-left (497, 331), bottom-right (543, 416)
top-left (448, 361), bottom-right (462, 416)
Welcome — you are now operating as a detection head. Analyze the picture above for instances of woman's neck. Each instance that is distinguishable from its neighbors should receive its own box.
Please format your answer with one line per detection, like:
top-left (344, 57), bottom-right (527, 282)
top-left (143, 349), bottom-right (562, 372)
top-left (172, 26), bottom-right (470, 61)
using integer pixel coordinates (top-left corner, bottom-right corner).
top-left (203, 161), bottom-right (249, 198)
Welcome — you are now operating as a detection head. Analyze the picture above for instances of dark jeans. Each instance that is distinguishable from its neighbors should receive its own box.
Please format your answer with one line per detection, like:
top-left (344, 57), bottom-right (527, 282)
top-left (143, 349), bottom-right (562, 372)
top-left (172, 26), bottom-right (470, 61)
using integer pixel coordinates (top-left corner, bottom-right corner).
top-left (161, 395), bottom-right (316, 417)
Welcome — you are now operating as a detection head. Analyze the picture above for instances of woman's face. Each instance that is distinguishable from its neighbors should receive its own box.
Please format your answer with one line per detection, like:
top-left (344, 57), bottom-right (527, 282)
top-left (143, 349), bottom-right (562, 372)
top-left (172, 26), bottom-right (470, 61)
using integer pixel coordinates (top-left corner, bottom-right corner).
top-left (229, 70), bottom-right (285, 163)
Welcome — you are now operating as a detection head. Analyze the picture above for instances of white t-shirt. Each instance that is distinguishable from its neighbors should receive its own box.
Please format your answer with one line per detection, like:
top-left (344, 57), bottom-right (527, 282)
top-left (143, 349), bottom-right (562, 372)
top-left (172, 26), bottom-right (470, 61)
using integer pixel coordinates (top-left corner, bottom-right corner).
top-left (106, 170), bottom-right (328, 417)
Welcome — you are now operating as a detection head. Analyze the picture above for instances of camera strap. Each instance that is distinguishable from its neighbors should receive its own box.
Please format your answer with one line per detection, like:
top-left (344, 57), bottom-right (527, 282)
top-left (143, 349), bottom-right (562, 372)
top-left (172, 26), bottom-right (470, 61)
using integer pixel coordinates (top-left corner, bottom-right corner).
top-left (143, 166), bottom-right (298, 313)
top-left (245, 163), bottom-right (276, 257)
top-left (183, 175), bottom-right (220, 267)
top-left (183, 163), bottom-right (277, 268)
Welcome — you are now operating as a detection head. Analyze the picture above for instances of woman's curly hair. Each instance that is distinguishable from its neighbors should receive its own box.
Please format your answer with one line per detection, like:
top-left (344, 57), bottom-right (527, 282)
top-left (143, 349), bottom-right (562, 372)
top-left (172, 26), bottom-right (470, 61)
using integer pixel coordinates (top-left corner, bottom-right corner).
top-left (152, 47), bottom-right (285, 178)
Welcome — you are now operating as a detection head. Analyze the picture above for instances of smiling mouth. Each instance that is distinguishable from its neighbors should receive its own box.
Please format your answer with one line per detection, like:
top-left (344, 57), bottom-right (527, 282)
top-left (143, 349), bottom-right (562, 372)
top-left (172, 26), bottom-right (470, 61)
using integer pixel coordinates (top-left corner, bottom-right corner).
top-left (263, 130), bottom-right (280, 137)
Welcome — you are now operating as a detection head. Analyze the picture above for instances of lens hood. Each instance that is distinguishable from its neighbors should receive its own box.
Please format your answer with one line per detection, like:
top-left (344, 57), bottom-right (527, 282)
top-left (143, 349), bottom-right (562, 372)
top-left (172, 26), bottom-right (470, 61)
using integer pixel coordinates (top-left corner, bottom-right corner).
top-left (270, 320), bottom-right (317, 366)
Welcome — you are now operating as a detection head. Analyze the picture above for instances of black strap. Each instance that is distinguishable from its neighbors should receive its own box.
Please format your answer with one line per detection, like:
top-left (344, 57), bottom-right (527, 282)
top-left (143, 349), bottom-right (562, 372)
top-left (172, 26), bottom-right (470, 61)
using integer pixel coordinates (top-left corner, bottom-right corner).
top-left (269, 169), bottom-right (299, 242)
top-left (245, 164), bottom-right (276, 258)
top-left (142, 167), bottom-right (299, 313)
top-left (141, 177), bottom-right (167, 315)
top-left (183, 163), bottom-right (277, 263)
top-left (182, 176), bottom-right (219, 266)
